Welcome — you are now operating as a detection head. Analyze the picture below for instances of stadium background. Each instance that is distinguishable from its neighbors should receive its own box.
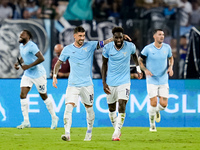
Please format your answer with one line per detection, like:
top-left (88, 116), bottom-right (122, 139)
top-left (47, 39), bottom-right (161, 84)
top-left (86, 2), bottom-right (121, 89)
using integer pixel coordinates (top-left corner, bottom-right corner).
top-left (0, 18), bottom-right (200, 127)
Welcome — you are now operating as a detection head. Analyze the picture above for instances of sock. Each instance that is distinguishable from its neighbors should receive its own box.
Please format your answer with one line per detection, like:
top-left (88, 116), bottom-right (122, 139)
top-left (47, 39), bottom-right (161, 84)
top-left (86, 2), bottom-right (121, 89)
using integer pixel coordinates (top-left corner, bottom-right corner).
top-left (20, 98), bottom-right (29, 123)
top-left (109, 111), bottom-right (117, 129)
top-left (156, 103), bottom-right (166, 112)
top-left (114, 113), bottom-right (125, 134)
top-left (149, 105), bottom-right (156, 127)
top-left (0, 103), bottom-right (6, 121)
top-left (44, 97), bottom-right (57, 119)
top-left (86, 107), bottom-right (95, 131)
top-left (64, 104), bottom-right (73, 134)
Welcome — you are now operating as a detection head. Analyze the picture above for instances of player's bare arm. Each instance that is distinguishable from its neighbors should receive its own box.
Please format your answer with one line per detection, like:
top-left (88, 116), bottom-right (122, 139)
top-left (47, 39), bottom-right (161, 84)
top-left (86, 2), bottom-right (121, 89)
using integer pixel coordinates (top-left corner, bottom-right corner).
top-left (102, 56), bottom-right (111, 94)
top-left (167, 56), bottom-right (174, 76)
top-left (132, 53), bottom-right (143, 79)
top-left (53, 60), bottom-right (63, 88)
top-left (103, 34), bottom-right (131, 45)
top-left (97, 34), bottom-right (132, 49)
top-left (21, 51), bottom-right (44, 70)
top-left (139, 56), bottom-right (153, 77)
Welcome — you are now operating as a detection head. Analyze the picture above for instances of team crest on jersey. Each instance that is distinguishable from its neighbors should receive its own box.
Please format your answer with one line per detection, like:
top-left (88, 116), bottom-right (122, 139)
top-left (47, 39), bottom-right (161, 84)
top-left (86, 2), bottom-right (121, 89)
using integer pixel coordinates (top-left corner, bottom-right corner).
top-left (83, 47), bottom-right (88, 52)
top-left (122, 52), bottom-right (127, 56)
top-left (163, 50), bottom-right (166, 54)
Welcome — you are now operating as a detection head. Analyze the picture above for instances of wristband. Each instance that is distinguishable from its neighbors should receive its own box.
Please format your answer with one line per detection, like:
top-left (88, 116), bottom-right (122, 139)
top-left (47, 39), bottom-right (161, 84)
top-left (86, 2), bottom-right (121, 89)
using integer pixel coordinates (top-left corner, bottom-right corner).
top-left (136, 66), bottom-right (142, 73)
top-left (53, 74), bottom-right (57, 78)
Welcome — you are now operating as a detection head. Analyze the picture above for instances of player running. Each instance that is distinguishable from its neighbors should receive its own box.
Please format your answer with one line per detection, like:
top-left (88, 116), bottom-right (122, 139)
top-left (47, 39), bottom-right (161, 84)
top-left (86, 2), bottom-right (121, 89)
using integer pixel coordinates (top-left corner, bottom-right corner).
top-left (14, 30), bottom-right (59, 129)
top-left (139, 29), bottom-right (174, 132)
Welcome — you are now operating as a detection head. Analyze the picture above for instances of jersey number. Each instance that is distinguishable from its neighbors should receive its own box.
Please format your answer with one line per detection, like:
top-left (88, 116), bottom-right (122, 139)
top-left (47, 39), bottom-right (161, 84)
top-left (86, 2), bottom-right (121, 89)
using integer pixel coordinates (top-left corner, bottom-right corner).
top-left (39, 85), bottom-right (45, 91)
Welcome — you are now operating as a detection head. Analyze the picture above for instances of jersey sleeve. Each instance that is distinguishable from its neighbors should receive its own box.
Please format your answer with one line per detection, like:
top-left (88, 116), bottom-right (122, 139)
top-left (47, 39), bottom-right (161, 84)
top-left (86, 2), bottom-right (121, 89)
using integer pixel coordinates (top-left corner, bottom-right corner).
top-left (89, 41), bottom-right (98, 51)
top-left (30, 43), bottom-right (40, 55)
top-left (102, 44), bottom-right (109, 58)
top-left (141, 46), bottom-right (148, 57)
top-left (168, 45), bottom-right (172, 58)
top-left (130, 43), bottom-right (136, 54)
top-left (59, 47), bottom-right (69, 62)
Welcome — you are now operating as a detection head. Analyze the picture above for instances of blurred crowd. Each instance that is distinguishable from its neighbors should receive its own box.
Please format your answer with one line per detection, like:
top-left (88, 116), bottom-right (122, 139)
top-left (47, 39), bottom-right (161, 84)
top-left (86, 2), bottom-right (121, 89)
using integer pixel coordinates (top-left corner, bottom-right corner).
top-left (93, 0), bottom-right (200, 26)
top-left (0, 0), bottom-right (65, 19)
top-left (0, 0), bottom-right (200, 79)
top-left (0, 0), bottom-right (199, 26)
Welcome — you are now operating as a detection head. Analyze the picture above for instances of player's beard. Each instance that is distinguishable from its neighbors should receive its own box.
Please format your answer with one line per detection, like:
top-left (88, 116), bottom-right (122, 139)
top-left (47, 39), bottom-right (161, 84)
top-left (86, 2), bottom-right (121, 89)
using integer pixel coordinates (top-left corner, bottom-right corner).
top-left (158, 39), bottom-right (164, 44)
top-left (115, 41), bottom-right (123, 49)
top-left (77, 40), bottom-right (84, 46)
top-left (19, 38), bottom-right (27, 44)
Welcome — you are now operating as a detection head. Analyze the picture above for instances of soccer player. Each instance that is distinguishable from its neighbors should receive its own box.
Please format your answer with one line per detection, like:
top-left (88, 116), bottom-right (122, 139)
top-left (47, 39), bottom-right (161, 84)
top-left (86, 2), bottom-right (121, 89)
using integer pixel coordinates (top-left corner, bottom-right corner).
top-left (139, 29), bottom-right (174, 132)
top-left (53, 26), bottom-right (131, 141)
top-left (14, 30), bottom-right (59, 129)
top-left (102, 26), bottom-right (143, 141)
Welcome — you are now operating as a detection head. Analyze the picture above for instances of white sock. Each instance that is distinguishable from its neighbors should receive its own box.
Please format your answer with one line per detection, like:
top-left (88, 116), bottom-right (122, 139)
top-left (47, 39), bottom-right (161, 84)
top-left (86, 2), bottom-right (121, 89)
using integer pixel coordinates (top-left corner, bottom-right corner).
top-left (86, 107), bottom-right (95, 131)
top-left (156, 103), bottom-right (166, 112)
top-left (64, 104), bottom-right (73, 134)
top-left (149, 105), bottom-right (156, 127)
top-left (0, 103), bottom-right (6, 120)
top-left (114, 113), bottom-right (125, 133)
top-left (109, 111), bottom-right (117, 129)
top-left (44, 97), bottom-right (57, 119)
top-left (20, 98), bottom-right (29, 123)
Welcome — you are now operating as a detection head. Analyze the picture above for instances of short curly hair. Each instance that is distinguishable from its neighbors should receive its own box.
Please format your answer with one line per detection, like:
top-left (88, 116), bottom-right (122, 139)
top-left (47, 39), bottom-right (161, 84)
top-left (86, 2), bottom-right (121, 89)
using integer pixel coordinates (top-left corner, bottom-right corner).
top-left (112, 27), bottom-right (124, 35)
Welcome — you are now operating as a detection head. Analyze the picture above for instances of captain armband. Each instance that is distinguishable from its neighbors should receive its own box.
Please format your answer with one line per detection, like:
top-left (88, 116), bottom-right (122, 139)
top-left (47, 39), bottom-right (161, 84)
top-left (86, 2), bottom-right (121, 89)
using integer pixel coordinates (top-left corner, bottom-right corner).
top-left (97, 41), bottom-right (104, 49)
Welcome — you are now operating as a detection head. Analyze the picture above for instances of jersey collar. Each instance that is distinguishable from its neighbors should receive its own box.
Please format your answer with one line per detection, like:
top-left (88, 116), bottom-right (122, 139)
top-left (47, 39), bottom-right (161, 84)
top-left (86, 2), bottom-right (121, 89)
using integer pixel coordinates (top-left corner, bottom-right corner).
top-left (114, 42), bottom-right (124, 51)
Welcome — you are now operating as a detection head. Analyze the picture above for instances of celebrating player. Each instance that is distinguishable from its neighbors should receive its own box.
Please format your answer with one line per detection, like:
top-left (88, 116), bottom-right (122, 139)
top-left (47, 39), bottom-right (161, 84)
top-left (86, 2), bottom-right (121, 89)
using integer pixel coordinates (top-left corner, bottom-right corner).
top-left (102, 26), bottom-right (143, 141)
top-left (53, 26), bottom-right (131, 141)
top-left (14, 30), bottom-right (59, 129)
top-left (139, 29), bottom-right (174, 132)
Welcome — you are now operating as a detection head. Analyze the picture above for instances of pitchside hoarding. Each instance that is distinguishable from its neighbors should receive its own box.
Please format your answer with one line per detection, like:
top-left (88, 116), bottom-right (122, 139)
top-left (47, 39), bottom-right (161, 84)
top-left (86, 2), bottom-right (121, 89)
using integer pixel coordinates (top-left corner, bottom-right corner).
top-left (0, 79), bottom-right (199, 127)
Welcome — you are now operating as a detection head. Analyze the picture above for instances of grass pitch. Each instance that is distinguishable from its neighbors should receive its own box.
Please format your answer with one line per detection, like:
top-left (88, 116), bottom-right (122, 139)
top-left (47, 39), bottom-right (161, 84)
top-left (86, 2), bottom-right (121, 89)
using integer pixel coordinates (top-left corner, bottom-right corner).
top-left (0, 127), bottom-right (199, 150)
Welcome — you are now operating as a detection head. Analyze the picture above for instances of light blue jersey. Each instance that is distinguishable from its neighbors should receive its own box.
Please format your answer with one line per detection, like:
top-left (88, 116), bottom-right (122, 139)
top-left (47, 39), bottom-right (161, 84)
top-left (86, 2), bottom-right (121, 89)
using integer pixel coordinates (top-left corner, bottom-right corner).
top-left (103, 41), bottom-right (136, 86)
top-left (59, 41), bottom-right (98, 87)
top-left (20, 41), bottom-right (46, 78)
top-left (141, 42), bottom-right (172, 85)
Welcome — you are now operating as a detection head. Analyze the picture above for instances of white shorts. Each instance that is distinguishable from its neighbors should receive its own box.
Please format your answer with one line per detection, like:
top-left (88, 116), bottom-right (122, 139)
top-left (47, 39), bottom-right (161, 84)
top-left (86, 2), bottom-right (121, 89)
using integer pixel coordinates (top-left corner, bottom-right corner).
top-left (107, 83), bottom-right (130, 104)
top-left (65, 85), bottom-right (94, 107)
top-left (20, 75), bottom-right (47, 94)
top-left (147, 84), bottom-right (169, 98)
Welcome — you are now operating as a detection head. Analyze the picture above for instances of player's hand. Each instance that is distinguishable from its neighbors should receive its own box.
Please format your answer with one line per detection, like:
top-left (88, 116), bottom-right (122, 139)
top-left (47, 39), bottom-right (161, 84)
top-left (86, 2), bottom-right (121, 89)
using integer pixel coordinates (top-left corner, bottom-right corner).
top-left (123, 34), bottom-right (132, 41)
top-left (21, 65), bottom-right (30, 70)
top-left (14, 63), bottom-right (19, 70)
top-left (167, 66), bottom-right (174, 76)
top-left (53, 77), bottom-right (58, 88)
top-left (144, 69), bottom-right (153, 77)
top-left (103, 83), bottom-right (111, 94)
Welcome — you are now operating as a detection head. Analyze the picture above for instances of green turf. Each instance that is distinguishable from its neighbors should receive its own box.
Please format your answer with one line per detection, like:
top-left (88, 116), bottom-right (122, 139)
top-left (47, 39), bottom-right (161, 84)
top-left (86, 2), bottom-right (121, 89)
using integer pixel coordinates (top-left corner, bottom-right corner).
top-left (0, 127), bottom-right (200, 150)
